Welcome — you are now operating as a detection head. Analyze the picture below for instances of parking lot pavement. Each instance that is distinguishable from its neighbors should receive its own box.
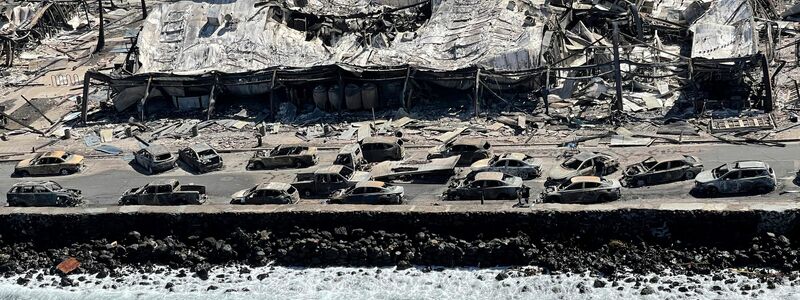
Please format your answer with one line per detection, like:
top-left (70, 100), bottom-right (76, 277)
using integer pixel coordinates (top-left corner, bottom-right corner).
top-left (0, 142), bottom-right (797, 208)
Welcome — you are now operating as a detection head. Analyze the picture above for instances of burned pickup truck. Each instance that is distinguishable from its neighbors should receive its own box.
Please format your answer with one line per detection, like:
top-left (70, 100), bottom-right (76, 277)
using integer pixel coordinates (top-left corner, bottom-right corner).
top-left (291, 165), bottom-right (371, 198)
top-left (370, 156), bottom-right (460, 183)
top-left (247, 144), bottom-right (318, 170)
top-left (119, 180), bottom-right (207, 205)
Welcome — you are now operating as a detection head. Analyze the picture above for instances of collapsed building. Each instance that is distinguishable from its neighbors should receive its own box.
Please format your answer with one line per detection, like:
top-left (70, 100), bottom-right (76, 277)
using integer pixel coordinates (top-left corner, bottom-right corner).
top-left (1, 1), bottom-right (84, 67)
top-left (75, 0), bottom-right (797, 127)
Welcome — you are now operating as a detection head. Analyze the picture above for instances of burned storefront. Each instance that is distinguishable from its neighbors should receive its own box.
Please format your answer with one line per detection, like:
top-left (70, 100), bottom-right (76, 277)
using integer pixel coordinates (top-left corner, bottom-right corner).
top-left (78, 0), bottom-right (788, 126)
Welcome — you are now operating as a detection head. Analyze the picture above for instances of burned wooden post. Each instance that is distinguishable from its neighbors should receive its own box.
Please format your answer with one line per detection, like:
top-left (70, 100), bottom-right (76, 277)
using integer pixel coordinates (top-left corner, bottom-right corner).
top-left (759, 54), bottom-right (773, 112)
top-left (139, 76), bottom-right (153, 120)
top-left (94, 0), bottom-right (105, 53)
top-left (401, 66), bottom-right (411, 110)
top-left (140, 0), bottom-right (147, 19)
top-left (206, 80), bottom-right (217, 120)
top-left (611, 22), bottom-right (624, 116)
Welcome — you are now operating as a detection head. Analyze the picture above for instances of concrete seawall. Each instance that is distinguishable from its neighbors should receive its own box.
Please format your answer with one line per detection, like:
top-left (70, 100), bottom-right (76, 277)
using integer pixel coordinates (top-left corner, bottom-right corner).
top-left (1, 205), bottom-right (797, 248)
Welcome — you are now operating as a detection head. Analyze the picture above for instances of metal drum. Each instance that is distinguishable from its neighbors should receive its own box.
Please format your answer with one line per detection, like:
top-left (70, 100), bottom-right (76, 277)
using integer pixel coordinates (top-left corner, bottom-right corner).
top-left (361, 83), bottom-right (378, 110)
top-left (345, 83), bottom-right (362, 111)
top-left (313, 85), bottom-right (328, 110)
top-left (328, 84), bottom-right (343, 111)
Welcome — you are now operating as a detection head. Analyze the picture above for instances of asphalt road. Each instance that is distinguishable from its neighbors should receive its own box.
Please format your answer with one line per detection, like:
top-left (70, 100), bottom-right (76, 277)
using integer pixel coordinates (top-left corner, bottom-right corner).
top-left (1, 142), bottom-right (799, 207)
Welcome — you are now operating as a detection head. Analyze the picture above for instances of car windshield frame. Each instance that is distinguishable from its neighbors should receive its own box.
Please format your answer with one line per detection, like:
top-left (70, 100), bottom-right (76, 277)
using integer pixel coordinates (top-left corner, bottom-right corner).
top-left (712, 165), bottom-right (729, 178)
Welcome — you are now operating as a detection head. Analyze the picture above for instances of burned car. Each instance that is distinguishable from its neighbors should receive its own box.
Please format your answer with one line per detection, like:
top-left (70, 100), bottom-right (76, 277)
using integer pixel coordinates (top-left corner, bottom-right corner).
top-left (330, 181), bottom-right (404, 204)
top-left (179, 143), bottom-right (223, 173)
top-left (7, 181), bottom-right (83, 207)
top-left (333, 144), bottom-right (366, 170)
top-left (694, 161), bottom-right (777, 196)
top-left (230, 182), bottom-right (300, 204)
top-left (14, 151), bottom-right (84, 177)
top-left (470, 152), bottom-right (542, 180)
top-left (546, 151), bottom-right (618, 185)
top-left (360, 136), bottom-right (404, 162)
top-left (622, 155), bottom-right (703, 187)
top-left (427, 138), bottom-right (492, 166)
top-left (542, 176), bottom-right (621, 204)
top-left (119, 180), bottom-right (207, 205)
top-left (443, 171), bottom-right (530, 201)
top-left (247, 144), bottom-right (318, 170)
top-left (134, 144), bottom-right (178, 174)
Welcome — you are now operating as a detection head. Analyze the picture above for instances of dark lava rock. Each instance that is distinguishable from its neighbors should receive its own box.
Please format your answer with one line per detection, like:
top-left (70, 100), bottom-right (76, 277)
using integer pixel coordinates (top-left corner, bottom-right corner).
top-left (577, 282), bottom-right (589, 294)
top-left (128, 231), bottom-right (142, 242)
top-left (396, 260), bottom-right (412, 271)
top-left (16, 277), bottom-right (29, 285)
top-left (60, 277), bottom-right (74, 287)
top-left (593, 279), bottom-right (606, 288)
top-left (96, 270), bottom-right (108, 279)
top-left (640, 286), bottom-right (655, 295)
top-left (207, 285), bottom-right (218, 291)
top-left (165, 282), bottom-right (174, 289)
top-left (495, 272), bottom-right (509, 281)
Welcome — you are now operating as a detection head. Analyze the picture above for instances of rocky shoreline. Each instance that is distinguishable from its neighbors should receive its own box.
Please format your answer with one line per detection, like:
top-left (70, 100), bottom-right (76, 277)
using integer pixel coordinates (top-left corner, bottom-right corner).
top-left (0, 226), bottom-right (797, 283)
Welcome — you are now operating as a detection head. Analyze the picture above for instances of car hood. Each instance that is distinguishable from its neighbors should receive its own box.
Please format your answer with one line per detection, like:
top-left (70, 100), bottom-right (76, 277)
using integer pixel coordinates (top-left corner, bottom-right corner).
top-left (65, 155), bottom-right (84, 164)
top-left (231, 189), bottom-right (249, 199)
top-left (427, 145), bottom-right (445, 154)
top-left (351, 171), bottom-right (371, 182)
top-left (548, 166), bottom-right (577, 181)
top-left (695, 170), bottom-right (715, 184)
top-left (387, 185), bottom-right (405, 195)
top-left (15, 159), bottom-right (32, 168)
top-left (470, 159), bottom-right (491, 168)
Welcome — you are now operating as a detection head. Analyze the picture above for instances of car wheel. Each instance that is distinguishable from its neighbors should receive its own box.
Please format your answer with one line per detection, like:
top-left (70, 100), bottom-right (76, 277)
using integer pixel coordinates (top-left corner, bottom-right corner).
top-left (636, 179), bottom-right (646, 188)
top-left (59, 169), bottom-right (71, 176)
top-left (18, 171), bottom-right (29, 177)
top-left (705, 187), bottom-right (718, 197)
top-left (597, 194), bottom-right (611, 203)
top-left (251, 162), bottom-right (265, 170)
top-left (684, 171), bottom-right (696, 180)
top-left (451, 194), bottom-right (461, 201)
top-left (303, 190), bottom-right (312, 198)
top-left (754, 185), bottom-right (772, 195)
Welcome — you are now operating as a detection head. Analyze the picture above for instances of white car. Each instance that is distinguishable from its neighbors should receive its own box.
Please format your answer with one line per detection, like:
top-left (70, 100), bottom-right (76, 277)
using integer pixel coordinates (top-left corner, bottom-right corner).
top-left (470, 153), bottom-right (542, 180)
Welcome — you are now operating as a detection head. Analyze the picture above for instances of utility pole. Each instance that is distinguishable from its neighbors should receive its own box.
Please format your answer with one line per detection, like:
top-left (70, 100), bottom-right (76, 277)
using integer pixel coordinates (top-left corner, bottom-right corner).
top-left (611, 21), bottom-right (624, 121)
top-left (94, 0), bottom-right (105, 53)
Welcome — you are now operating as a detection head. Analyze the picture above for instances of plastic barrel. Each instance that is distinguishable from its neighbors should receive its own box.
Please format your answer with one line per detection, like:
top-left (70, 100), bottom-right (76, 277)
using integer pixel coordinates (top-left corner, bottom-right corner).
top-left (361, 83), bottom-right (378, 110)
top-left (344, 84), bottom-right (362, 111)
top-left (313, 85), bottom-right (328, 110)
top-left (328, 84), bottom-right (343, 111)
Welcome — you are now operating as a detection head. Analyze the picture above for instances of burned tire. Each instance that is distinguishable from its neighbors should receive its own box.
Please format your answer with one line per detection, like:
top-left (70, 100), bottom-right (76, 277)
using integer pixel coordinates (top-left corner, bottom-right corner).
top-left (302, 189), bottom-right (312, 198)
top-left (17, 171), bottom-right (29, 177)
top-left (249, 162), bottom-right (265, 170)
top-left (635, 179), bottom-right (646, 188)
top-left (544, 196), bottom-right (559, 203)
top-left (754, 185), bottom-right (772, 195)
top-left (294, 160), bottom-right (304, 168)
top-left (684, 171), bottom-right (696, 180)
top-left (596, 194), bottom-right (611, 203)
top-left (705, 187), bottom-right (719, 197)
top-left (59, 169), bottom-right (71, 176)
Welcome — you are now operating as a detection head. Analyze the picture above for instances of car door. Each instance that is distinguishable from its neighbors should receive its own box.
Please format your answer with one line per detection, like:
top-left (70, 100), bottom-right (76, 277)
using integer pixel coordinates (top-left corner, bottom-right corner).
top-left (649, 162), bottom-right (671, 184)
top-left (140, 185), bottom-right (159, 205)
top-left (347, 187), bottom-right (369, 204)
top-left (720, 171), bottom-right (742, 193)
top-left (156, 184), bottom-right (175, 204)
top-left (33, 185), bottom-right (53, 206)
top-left (11, 186), bottom-right (34, 206)
top-left (582, 182), bottom-right (603, 202)
top-left (30, 158), bottom-right (49, 175)
top-left (739, 170), bottom-right (765, 192)
top-left (666, 161), bottom-right (687, 181)
top-left (560, 183), bottom-right (585, 203)
top-left (578, 159), bottom-right (594, 176)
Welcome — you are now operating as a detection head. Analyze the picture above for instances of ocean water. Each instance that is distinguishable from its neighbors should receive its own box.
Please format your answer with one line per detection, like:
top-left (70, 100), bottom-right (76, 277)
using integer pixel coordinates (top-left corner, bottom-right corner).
top-left (0, 266), bottom-right (798, 299)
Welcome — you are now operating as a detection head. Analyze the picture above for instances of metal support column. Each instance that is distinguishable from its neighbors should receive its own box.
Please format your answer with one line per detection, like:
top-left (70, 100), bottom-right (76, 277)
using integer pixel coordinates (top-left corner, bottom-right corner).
top-left (94, 0), bottom-right (105, 53)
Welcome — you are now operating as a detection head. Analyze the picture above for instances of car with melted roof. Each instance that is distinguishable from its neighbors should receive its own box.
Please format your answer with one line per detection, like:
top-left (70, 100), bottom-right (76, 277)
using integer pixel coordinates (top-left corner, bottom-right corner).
top-left (427, 138), bottom-right (492, 166)
top-left (443, 171), bottom-right (530, 200)
top-left (330, 181), bottom-right (404, 204)
top-left (291, 165), bottom-right (371, 197)
top-left (14, 151), bottom-right (84, 176)
top-left (694, 161), bottom-right (776, 196)
top-left (547, 151), bottom-right (618, 185)
top-left (360, 136), bottom-right (404, 162)
top-left (230, 182), bottom-right (300, 204)
top-left (470, 152), bottom-right (542, 180)
top-left (134, 144), bottom-right (178, 174)
top-left (7, 181), bottom-right (83, 207)
top-left (247, 144), bottom-right (318, 170)
top-left (179, 143), bottom-right (223, 173)
top-left (542, 176), bottom-right (621, 204)
top-left (622, 155), bottom-right (703, 187)
top-left (333, 144), bottom-right (366, 170)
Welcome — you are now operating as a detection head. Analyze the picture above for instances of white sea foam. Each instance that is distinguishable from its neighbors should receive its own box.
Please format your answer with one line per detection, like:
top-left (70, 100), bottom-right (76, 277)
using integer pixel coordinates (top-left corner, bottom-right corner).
top-left (0, 266), bottom-right (798, 299)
